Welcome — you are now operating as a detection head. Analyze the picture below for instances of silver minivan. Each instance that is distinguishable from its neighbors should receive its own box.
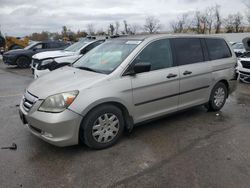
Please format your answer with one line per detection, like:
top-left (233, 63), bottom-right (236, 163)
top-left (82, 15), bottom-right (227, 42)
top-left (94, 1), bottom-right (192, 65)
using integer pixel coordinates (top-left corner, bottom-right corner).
top-left (19, 34), bottom-right (237, 149)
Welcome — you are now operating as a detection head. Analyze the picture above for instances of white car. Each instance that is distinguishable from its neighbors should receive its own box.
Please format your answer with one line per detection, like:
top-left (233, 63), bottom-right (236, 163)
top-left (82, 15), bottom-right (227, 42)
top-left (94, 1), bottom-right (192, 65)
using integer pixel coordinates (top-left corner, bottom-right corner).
top-left (237, 53), bottom-right (250, 83)
top-left (31, 39), bottom-right (105, 78)
top-left (232, 42), bottom-right (246, 57)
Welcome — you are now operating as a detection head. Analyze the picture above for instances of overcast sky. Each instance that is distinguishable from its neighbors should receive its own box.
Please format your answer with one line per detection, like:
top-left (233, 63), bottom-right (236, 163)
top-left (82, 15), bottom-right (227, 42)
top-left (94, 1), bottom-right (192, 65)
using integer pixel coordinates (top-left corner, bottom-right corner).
top-left (0, 0), bottom-right (247, 36)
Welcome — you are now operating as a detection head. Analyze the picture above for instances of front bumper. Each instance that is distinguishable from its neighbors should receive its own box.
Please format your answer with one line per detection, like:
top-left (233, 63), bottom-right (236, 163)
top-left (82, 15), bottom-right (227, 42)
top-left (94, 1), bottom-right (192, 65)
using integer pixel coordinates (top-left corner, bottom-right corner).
top-left (236, 66), bottom-right (250, 81)
top-left (19, 97), bottom-right (83, 147)
top-left (2, 55), bottom-right (16, 65)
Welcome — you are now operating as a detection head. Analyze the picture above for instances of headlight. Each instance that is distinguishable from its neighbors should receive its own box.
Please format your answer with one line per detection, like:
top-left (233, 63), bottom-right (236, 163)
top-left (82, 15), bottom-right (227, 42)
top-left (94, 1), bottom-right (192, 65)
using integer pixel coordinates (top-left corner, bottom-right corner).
top-left (41, 59), bottom-right (54, 66)
top-left (38, 91), bottom-right (79, 113)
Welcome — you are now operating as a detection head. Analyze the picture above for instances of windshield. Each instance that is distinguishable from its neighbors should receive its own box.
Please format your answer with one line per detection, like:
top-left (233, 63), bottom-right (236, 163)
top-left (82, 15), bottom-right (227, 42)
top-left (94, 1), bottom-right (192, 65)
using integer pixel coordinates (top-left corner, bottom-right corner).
top-left (64, 40), bottom-right (91, 52)
top-left (73, 40), bottom-right (141, 74)
top-left (24, 42), bottom-right (38, 50)
top-left (233, 43), bottom-right (244, 50)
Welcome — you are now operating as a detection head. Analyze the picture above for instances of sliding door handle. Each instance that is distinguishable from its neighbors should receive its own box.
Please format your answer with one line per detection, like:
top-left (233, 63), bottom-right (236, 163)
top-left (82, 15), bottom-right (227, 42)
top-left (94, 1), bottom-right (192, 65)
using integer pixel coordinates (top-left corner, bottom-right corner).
top-left (183, 70), bottom-right (192, 75)
top-left (167, 73), bottom-right (177, 78)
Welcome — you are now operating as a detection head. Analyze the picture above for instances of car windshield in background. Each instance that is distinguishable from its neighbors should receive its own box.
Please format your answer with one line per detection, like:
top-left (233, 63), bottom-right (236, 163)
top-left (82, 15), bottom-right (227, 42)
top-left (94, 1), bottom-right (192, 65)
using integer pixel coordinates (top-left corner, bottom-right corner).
top-left (73, 40), bottom-right (141, 74)
top-left (233, 43), bottom-right (244, 49)
top-left (24, 42), bottom-right (39, 50)
top-left (64, 40), bottom-right (91, 52)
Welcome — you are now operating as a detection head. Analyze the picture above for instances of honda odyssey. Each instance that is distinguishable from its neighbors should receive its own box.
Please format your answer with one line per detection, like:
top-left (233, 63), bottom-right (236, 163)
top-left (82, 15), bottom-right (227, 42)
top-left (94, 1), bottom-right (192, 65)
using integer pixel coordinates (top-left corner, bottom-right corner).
top-left (19, 34), bottom-right (237, 149)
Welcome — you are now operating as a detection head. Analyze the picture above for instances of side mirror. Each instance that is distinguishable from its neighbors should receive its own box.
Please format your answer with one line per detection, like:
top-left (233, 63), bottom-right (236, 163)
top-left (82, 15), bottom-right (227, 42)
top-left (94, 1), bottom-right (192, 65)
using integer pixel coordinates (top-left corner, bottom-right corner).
top-left (32, 48), bottom-right (37, 51)
top-left (133, 63), bottom-right (151, 74)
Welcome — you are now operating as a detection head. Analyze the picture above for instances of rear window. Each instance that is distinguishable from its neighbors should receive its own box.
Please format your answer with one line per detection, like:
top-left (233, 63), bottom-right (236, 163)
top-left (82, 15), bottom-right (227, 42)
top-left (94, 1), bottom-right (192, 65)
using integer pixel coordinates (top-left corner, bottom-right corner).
top-left (205, 38), bottom-right (232, 60)
top-left (172, 38), bottom-right (204, 65)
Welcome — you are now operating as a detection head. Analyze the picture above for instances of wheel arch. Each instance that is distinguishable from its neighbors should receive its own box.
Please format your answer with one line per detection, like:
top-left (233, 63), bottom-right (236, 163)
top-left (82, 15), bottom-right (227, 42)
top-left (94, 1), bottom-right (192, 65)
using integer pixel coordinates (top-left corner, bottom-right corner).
top-left (80, 100), bottom-right (134, 132)
top-left (16, 55), bottom-right (31, 61)
top-left (217, 79), bottom-right (229, 97)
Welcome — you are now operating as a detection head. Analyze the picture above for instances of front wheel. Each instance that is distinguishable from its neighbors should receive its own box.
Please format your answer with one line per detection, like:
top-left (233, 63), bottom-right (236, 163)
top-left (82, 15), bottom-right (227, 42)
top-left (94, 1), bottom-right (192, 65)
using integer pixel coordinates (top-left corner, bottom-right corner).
top-left (16, 56), bottom-right (30, 68)
top-left (206, 82), bottom-right (228, 111)
top-left (80, 105), bottom-right (124, 149)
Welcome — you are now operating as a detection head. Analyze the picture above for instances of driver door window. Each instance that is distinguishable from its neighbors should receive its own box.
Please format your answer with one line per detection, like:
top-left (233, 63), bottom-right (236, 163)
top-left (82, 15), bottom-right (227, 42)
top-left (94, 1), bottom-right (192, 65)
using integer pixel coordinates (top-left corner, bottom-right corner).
top-left (33, 44), bottom-right (43, 50)
top-left (133, 39), bottom-right (173, 71)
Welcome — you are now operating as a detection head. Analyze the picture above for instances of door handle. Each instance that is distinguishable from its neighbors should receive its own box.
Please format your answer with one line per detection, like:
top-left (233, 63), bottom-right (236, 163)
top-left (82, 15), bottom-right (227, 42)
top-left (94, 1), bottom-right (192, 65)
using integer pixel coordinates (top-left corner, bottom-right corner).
top-left (183, 70), bottom-right (192, 75)
top-left (166, 73), bottom-right (177, 78)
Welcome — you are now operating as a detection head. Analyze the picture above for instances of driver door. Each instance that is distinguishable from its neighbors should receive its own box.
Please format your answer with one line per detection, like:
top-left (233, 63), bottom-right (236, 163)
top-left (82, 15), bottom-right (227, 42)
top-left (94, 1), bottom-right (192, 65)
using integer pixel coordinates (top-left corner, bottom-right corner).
top-left (131, 39), bottom-right (180, 123)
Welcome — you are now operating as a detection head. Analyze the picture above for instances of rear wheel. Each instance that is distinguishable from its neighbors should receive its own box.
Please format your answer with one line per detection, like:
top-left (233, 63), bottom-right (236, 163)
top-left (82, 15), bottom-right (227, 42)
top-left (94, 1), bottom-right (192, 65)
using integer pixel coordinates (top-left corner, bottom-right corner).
top-left (16, 56), bottom-right (30, 68)
top-left (206, 82), bottom-right (228, 111)
top-left (79, 104), bottom-right (124, 149)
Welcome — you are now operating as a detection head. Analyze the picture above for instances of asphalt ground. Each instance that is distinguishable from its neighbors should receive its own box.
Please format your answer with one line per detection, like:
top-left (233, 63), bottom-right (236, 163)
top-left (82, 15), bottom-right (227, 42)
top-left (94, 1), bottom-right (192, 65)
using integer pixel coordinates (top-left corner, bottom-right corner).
top-left (0, 59), bottom-right (250, 188)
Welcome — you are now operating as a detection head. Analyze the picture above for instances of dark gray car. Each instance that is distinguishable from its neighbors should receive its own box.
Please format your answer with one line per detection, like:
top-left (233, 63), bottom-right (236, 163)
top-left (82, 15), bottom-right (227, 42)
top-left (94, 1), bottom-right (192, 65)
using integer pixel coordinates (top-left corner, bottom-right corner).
top-left (3, 41), bottom-right (69, 68)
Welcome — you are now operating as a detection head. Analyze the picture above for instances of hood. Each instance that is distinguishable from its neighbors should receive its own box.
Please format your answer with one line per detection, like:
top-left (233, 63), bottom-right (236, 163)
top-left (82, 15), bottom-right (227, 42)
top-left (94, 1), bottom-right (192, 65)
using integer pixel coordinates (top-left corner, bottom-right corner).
top-left (32, 50), bottom-right (75, 60)
top-left (234, 49), bottom-right (245, 53)
top-left (4, 49), bottom-right (27, 55)
top-left (239, 57), bottom-right (250, 61)
top-left (27, 66), bottom-right (106, 99)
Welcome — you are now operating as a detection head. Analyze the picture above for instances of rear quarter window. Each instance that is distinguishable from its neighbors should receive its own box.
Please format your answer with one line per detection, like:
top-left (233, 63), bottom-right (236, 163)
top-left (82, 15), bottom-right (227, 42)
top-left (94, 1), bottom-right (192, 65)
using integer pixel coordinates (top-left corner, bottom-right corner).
top-left (205, 38), bottom-right (232, 60)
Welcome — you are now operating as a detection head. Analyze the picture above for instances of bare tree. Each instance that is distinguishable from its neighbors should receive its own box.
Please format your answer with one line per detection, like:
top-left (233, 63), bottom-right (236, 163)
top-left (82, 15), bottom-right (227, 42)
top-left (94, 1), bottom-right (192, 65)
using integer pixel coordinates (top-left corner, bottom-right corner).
top-left (61, 26), bottom-right (68, 37)
top-left (144, 16), bottom-right (161, 33)
top-left (115, 21), bottom-right (120, 35)
top-left (170, 13), bottom-right (190, 33)
top-left (243, 0), bottom-right (250, 23)
top-left (234, 13), bottom-right (244, 32)
top-left (205, 6), bottom-right (215, 34)
top-left (123, 20), bottom-right (129, 34)
top-left (87, 24), bottom-right (95, 35)
top-left (130, 23), bottom-right (140, 34)
top-left (191, 11), bottom-right (204, 34)
top-left (214, 5), bottom-right (222, 33)
top-left (224, 12), bottom-right (243, 33)
top-left (96, 28), bottom-right (106, 36)
top-left (224, 15), bottom-right (235, 33)
top-left (109, 24), bottom-right (115, 35)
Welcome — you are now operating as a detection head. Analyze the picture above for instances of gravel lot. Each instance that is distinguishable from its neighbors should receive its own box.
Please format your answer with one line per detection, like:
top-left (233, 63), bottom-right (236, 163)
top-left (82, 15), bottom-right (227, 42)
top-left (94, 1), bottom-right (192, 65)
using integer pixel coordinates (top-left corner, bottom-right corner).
top-left (0, 59), bottom-right (250, 188)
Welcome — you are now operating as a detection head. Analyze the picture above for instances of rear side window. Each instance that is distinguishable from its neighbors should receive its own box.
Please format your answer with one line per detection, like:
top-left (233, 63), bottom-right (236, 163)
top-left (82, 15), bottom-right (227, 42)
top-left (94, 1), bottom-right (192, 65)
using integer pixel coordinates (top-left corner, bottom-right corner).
top-left (172, 38), bottom-right (204, 65)
top-left (49, 42), bottom-right (64, 48)
top-left (205, 38), bottom-right (232, 60)
top-left (134, 39), bottom-right (173, 71)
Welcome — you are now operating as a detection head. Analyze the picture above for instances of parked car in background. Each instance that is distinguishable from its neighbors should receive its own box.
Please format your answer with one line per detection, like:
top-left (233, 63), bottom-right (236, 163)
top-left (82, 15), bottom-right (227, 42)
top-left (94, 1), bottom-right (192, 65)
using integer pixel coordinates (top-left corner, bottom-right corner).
top-left (232, 42), bottom-right (246, 57)
top-left (19, 35), bottom-right (237, 149)
top-left (2, 41), bottom-right (69, 68)
top-left (235, 37), bottom-right (250, 83)
top-left (31, 39), bottom-right (105, 78)
top-left (236, 53), bottom-right (250, 83)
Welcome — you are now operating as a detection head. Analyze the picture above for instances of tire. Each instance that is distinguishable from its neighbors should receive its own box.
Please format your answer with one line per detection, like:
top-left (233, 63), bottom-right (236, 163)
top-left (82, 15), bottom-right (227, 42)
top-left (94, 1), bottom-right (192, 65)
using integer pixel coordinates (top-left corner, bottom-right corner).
top-left (206, 82), bottom-right (228, 111)
top-left (80, 104), bottom-right (124, 149)
top-left (16, 56), bottom-right (30, 68)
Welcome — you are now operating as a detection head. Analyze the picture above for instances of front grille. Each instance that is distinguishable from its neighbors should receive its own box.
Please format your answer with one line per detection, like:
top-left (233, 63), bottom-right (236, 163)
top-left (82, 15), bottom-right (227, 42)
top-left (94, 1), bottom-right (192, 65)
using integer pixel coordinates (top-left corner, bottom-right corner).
top-left (22, 91), bottom-right (38, 112)
top-left (240, 61), bottom-right (250, 69)
top-left (239, 71), bottom-right (250, 76)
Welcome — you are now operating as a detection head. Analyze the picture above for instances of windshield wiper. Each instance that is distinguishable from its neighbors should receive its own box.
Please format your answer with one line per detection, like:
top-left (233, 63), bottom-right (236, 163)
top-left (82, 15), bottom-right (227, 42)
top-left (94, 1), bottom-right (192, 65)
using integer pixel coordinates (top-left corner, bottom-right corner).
top-left (76, 66), bottom-right (100, 73)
